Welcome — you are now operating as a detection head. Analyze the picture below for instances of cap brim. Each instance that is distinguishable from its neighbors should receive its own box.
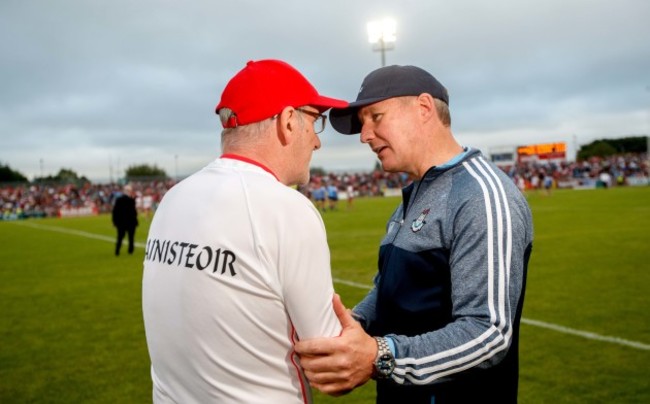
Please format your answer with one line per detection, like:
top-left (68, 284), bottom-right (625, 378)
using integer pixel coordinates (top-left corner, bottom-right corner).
top-left (310, 95), bottom-right (349, 113)
top-left (329, 96), bottom-right (392, 135)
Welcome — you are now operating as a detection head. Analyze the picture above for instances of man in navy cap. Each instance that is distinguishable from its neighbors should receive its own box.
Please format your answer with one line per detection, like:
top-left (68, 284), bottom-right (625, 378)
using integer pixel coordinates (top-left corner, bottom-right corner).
top-left (296, 65), bottom-right (534, 403)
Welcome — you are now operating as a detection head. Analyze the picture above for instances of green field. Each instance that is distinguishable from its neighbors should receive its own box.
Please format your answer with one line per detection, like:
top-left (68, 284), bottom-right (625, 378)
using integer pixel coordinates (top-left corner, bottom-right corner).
top-left (1, 186), bottom-right (649, 403)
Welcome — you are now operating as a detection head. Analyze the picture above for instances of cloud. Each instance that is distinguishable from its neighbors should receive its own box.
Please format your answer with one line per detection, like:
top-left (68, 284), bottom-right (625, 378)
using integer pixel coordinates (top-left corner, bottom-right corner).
top-left (1, 0), bottom-right (649, 181)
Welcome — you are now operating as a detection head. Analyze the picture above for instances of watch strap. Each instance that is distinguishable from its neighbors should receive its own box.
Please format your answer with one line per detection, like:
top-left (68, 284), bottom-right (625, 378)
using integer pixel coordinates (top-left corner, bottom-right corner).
top-left (373, 336), bottom-right (395, 379)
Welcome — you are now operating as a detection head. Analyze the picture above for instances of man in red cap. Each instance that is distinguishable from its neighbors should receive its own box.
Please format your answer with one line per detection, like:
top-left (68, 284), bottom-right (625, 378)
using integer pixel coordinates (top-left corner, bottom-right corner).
top-left (142, 59), bottom-right (348, 403)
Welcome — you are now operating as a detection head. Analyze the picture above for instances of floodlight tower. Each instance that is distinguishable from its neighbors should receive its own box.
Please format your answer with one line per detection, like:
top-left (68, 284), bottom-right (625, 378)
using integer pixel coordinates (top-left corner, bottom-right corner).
top-left (367, 19), bottom-right (396, 67)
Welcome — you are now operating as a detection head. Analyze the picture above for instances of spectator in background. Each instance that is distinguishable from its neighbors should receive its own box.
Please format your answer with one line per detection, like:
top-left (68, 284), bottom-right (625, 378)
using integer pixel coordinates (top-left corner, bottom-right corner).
top-left (599, 170), bottom-right (612, 188)
top-left (515, 174), bottom-right (527, 194)
top-left (326, 182), bottom-right (339, 211)
top-left (111, 184), bottom-right (138, 256)
top-left (530, 172), bottom-right (540, 191)
top-left (141, 188), bottom-right (154, 219)
top-left (346, 182), bottom-right (355, 209)
top-left (543, 172), bottom-right (553, 196)
top-left (312, 180), bottom-right (326, 211)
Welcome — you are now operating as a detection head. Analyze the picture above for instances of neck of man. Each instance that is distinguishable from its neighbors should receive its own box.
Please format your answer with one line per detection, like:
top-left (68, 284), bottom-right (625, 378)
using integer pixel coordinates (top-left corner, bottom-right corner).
top-left (414, 128), bottom-right (464, 178)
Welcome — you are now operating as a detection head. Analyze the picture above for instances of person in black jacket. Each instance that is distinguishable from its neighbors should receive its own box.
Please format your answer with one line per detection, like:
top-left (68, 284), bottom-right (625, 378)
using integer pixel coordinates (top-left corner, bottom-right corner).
top-left (112, 184), bottom-right (138, 256)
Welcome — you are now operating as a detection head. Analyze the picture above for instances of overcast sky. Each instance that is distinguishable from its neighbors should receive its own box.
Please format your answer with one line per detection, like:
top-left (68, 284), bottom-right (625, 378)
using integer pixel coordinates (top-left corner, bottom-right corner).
top-left (1, 0), bottom-right (649, 181)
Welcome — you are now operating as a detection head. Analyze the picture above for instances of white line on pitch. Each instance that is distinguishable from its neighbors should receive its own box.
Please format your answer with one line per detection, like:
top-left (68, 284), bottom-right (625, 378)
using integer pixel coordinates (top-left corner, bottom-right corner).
top-left (332, 281), bottom-right (650, 351)
top-left (10, 220), bottom-right (147, 248)
top-left (8, 220), bottom-right (650, 351)
top-left (519, 318), bottom-right (650, 350)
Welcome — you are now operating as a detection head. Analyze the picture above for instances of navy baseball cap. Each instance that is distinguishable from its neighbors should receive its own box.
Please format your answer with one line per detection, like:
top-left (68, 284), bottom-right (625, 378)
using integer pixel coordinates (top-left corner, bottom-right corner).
top-left (329, 65), bottom-right (449, 135)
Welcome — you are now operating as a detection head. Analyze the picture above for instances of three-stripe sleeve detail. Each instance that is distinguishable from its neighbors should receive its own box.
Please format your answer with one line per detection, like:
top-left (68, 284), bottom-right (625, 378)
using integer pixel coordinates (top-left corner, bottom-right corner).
top-left (392, 157), bottom-right (514, 385)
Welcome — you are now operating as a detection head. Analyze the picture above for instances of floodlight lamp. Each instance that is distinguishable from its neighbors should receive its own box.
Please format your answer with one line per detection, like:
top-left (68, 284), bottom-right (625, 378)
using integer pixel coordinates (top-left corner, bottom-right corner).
top-left (367, 19), bottom-right (397, 44)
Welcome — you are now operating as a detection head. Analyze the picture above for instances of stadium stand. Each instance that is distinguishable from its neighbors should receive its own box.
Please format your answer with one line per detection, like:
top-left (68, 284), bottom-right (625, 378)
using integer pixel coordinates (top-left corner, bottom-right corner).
top-left (1, 153), bottom-right (647, 220)
top-left (0, 180), bottom-right (175, 220)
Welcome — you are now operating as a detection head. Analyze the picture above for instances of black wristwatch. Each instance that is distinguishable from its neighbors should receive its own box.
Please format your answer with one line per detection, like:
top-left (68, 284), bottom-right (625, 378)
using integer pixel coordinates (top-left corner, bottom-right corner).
top-left (373, 336), bottom-right (395, 379)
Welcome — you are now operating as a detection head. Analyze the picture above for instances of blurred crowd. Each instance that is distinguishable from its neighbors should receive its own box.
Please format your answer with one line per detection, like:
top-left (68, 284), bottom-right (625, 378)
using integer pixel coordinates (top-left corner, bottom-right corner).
top-left (1, 152), bottom-right (648, 220)
top-left (0, 179), bottom-right (175, 221)
top-left (506, 152), bottom-right (649, 192)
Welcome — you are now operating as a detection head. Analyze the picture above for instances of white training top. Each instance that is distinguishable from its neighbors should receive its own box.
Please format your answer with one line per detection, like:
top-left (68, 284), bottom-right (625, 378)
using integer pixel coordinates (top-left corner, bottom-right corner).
top-left (142, 156), bottom-right (341, 404)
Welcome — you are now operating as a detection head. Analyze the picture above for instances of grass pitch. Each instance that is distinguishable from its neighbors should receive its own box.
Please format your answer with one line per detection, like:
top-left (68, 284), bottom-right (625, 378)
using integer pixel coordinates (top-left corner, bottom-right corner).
top-left (1, 186), bottom-right (648, 403)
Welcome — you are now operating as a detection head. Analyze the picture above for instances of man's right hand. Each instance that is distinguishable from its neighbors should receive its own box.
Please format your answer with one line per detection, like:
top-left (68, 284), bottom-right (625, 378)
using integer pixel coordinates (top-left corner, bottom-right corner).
top-left (294, 294), bottom-right (377, 396)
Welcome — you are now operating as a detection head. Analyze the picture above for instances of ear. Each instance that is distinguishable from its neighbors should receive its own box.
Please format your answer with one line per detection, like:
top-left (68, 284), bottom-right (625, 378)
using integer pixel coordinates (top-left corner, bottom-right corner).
top-left (416, 93), bottom-right (436, 123)
top-left (277, 106), bottom-right (298, 146)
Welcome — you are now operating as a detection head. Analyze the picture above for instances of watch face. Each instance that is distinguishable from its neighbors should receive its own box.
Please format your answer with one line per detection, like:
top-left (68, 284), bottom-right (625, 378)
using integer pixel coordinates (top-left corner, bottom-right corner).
top-left (376, 353), bottom-right (395, 376)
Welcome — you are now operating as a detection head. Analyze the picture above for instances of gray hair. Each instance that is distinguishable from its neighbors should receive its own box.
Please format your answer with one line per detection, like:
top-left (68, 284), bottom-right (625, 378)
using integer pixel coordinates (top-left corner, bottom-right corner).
top-left (399, 96), bottom-right (451, 127)
top-left (219, 107), bottom-right (309, 150)
top-left (219, 107), bottom-right (277, 150)
top-left (218, 107), bottom-right (237, 128)
top-left (433, 98), bottom-right (451, 127)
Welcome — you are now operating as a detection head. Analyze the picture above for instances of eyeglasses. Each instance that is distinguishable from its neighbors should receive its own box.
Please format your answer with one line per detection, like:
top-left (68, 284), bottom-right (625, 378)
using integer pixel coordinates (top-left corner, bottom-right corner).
top-left (296, 108), bottom-right (327, 134)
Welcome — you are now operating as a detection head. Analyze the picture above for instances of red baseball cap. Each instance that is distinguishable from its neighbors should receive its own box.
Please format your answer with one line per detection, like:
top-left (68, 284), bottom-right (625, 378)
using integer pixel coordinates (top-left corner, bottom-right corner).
top-left (215, 59), bottom-right (348, 128)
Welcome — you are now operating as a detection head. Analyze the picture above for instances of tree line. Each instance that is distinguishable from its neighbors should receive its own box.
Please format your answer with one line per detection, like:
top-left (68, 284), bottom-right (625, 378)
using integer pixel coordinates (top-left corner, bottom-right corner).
top-left (576, 136), bottom-right (647, 161)
top-left (0, 163), bottom-right (168, 184)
